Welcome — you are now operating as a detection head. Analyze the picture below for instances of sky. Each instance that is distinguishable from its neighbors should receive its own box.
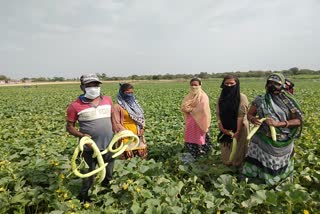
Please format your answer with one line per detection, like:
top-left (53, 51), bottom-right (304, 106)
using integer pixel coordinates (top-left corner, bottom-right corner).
top-left (1, 0), bottom-right (319, 79)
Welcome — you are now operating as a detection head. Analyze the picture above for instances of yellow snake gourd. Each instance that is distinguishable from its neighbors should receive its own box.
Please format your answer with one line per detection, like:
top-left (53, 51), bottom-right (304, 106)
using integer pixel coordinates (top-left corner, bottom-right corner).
top-left (269, 125), bottom-right (277, 141)
top-left (228, 132), bottom-right (237, 162)
top-left (112, 144), bottom-right (129, 158)
top-left (107, 130), bottom-right (139, 158)
top-left (247, 118), bottom-right (277, 142)
top-left (71, 137), bottom-right (108, 183)
top-left (71, 130), bottom-right (140, 183)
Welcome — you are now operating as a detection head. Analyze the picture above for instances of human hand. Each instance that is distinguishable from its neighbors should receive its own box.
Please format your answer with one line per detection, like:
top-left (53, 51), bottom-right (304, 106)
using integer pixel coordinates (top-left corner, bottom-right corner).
top-left (250, 117), bottom-right (262, 126)
top-left (81, 133), bottom-right (91, 138)
top-left (265, 118), bottom-right (280, 127)
top-left (139, 128), bottom-right (144, 136)
top-left (222, 128), bottom-right (232, 136)
top-left (86, 143), bottom-right (93, 148)
top-left (81, 134), bottom-right (92, 147)
top-left (233, 131), bottom-right (239, 140)
top-left (218, 123), bottom-right (231, 136)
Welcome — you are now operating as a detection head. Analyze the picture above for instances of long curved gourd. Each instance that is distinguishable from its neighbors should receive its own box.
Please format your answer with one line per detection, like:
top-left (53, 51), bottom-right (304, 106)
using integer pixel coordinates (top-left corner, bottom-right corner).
top-left (247, 118), bottom-right (277, 141)
top-left (71, 137), bottom-right (108, 183)
top-left (105, 130), bottom-right (140, 157)
top-left (269, 125), bottom-right (276, 141)
top-left (229, 133), bottom-right (237, 162)
top-left (71, 130), bottom-right (139, 183)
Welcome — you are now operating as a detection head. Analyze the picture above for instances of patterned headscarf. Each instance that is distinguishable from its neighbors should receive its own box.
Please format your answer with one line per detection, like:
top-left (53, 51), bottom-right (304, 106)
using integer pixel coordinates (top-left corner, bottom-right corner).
top-left (117, 89), bottom-right (145, 127)
top-left (266, 73), bottom-right (285, 89)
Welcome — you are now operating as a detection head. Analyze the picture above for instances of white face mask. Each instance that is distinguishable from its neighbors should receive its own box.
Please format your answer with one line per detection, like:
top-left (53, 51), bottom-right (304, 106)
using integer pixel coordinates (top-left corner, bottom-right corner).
top-left (84, 87), bottom-right (100, 99)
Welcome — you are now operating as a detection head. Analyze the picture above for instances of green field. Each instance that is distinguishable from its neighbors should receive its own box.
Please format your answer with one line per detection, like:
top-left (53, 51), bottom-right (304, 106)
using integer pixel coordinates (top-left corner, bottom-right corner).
top-left (0, 78), bottom-right (319, 213)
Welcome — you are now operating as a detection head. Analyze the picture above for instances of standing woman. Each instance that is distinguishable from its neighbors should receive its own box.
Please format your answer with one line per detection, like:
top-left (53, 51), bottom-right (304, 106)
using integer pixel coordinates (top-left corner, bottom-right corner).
top-left (181, 78), bottom-right (211, 159)
top-left (285, 78), bottom-right (295, 95)
top-left (216, 74), bottom-right (249, 167)
top-left (112, 83), bottom-right (147, 159)
top-left (242, 73), bottom-right (302, 185)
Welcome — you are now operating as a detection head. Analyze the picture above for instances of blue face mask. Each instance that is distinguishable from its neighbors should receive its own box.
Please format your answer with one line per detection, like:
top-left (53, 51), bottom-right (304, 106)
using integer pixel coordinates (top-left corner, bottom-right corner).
top-left (124, 93), bottom-right (134, 98)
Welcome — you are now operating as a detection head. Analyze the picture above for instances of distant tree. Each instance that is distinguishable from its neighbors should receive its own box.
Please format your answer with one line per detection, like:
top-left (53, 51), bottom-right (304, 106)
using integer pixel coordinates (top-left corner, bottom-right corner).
top-left (289, 67), bottom-right (299, 75)
top-left (51, 77), bottom-right (65, 81)
top-left (198, 72), bottom-right (209, 79)
top-left (20, 68), bottom-right (318, 82)
top-left (130, 75), bottom-right (139, 80)
top-left (32, 77), bottom-right (47, 82)
top-left (152, 75), bottom-right (160, 80)
top-left (163, 73), bottom-right (173, 80)
top-left (0, 75), bottom-right (9, 80)
top-left (21, 77), bottom-right (30, 83)
top-left (299, 69), bottom-right (315, 74)
top-left (101, 73), bottom-right (108, 80)
top-left (96, 73), bottom-right (108, 80)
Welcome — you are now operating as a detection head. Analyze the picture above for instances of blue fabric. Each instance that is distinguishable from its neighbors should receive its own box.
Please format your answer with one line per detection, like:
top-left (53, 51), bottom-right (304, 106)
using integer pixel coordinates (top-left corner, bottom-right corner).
top-left (117, 91), bottom-right (145, 127)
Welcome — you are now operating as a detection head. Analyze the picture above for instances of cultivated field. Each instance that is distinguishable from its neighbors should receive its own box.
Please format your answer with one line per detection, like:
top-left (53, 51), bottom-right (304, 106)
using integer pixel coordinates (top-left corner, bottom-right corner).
top-left (0, 78), bottom-right (319, 213)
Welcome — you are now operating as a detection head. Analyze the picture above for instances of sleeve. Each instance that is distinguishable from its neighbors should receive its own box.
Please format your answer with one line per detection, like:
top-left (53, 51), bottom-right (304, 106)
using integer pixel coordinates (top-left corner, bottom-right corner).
top-left (252, 95), bottom-right (262, 108)
top-left (215, 97), bottom-right (221, 122)
top-left (66, 103), bottom-right (78, 122)
top-left (111, 104), bottom-right (126, 133)
top-left (238, 94), bottom-right (249, 118)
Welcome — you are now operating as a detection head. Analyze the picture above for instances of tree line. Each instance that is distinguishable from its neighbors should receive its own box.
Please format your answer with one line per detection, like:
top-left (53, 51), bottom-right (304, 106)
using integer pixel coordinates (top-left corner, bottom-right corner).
top-left (1, 67), bottom-right (319, 82)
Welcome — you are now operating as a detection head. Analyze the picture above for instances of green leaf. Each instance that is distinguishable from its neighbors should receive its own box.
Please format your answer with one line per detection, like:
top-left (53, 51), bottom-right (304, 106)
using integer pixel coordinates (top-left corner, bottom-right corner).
top-left (169, 206), bottom-right (184, 213)
top-left (49, 211), bottom-right (64, 214)
top-left (11, 193), bottom-right (28, 204)
top-left (265, 190), bottom-right (278, 206)
top-left (139, 165), bottom-right (150, 173)
top-left (206, 200), bottom-right (214, 208)
top-left (140, 189), bottom-right (153, 199)
top-left (253, 190), bottom-right (267, 203)
top-left (131, 200), bottom-right (141, 214)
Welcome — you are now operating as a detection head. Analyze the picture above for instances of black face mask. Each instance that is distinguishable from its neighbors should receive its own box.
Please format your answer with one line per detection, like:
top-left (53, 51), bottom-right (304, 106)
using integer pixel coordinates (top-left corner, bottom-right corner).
top-left (267, 85), bottom-right (281, 93)
top-left (222, 85), bottom-right (236, 94)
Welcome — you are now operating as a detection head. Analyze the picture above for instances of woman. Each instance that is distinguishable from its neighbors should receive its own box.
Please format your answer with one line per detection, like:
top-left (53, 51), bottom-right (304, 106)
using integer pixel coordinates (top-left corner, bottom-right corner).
top-left (216, 74), bottom-right (249, 167)
top-left (112, 83), bottom-right (147, 159)
top-left (285, 78), bottom-right (295, 95)
top-left (242, 73), bottom-right (302, 185)
top-left (181, 78), bottom-right (211, 159)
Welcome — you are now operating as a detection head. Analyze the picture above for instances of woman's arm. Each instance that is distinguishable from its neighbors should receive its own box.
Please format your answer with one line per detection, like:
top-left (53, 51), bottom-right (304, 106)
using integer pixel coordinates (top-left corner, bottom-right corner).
top-left (266, 112), bottom-right (301, 128)
top-left (234, 94), bottom-right (248, 139)
top-left (286, 111), bottom-right (302, 127)
top-left (111, 104), bottom-right (126, 133)
top-left (247, 104), bottom-right (262, 126)
top-left (233, 118), bottom-right (244, 139)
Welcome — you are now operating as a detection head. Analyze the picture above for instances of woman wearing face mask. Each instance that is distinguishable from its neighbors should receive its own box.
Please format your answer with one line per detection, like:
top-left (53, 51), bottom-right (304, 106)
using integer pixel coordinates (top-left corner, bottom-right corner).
top-left (285, 78), bottom-right (295, 95)
top-left (181, 78), bottom-right (212, 159)
top-left (242, 73), bottom-right (302, 185)
top-left (216, 74), bottom-right (249, 168)
top-left (112, 83), bottom-right (147, 159)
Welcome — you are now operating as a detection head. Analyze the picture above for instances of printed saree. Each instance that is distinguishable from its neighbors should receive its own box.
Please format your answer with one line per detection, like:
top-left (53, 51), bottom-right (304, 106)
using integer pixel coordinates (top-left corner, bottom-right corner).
top-left (242, 92), bottom-right (302, 185)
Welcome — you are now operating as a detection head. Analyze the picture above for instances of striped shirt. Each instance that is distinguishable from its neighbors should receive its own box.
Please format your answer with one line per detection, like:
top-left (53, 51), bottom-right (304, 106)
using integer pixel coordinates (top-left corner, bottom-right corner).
top-left (67, 95), bottom-right (113, 150)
